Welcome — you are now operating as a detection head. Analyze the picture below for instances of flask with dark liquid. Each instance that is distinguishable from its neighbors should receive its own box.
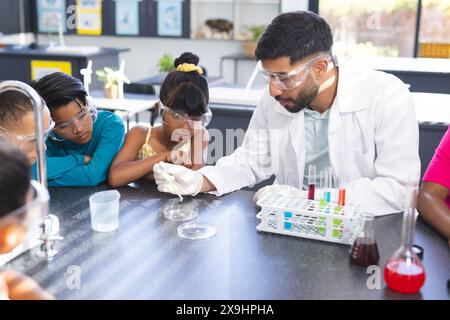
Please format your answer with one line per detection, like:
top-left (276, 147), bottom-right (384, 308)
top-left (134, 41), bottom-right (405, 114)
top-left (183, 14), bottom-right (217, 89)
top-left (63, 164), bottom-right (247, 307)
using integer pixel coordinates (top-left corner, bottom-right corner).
top-left (384, 184), bottom-right (425, 294)
top-left (349, 213), bottom-right (379, 267)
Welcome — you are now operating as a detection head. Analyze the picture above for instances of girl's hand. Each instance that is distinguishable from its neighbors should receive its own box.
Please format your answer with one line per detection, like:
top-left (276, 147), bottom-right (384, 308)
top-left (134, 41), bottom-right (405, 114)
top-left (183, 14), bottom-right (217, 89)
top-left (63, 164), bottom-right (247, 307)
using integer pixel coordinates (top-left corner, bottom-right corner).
top-left (163, 150), bottom-right (188, 166)
top-left (169, 149), bottom-right (192, 167)
top-left (0, 274), bottom-right (9, 300)
top-left (167, 139), bottom-right (192, 167)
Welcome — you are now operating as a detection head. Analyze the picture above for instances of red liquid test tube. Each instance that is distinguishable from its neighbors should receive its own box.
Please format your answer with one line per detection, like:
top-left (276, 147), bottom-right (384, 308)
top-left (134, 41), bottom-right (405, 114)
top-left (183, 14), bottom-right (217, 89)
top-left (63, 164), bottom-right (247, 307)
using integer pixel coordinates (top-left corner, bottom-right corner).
top-left (308, 165), bottom-right (316, 200)
top-left (338, 188), bottom-right (346, 206)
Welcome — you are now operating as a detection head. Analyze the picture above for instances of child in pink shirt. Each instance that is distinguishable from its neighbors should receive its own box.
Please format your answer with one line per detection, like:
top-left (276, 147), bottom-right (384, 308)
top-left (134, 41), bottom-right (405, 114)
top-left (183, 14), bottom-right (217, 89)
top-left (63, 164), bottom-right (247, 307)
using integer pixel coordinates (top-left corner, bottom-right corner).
top-left (418, 126), bottom-right (450, 242)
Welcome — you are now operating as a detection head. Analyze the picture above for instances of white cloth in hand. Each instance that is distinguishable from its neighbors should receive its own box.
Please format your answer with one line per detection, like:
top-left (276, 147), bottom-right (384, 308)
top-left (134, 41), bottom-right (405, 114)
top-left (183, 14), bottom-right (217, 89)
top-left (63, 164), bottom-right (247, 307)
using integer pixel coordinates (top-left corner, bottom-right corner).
top-left (154, 161), bottom-right (204, 196)
top-left (253, 184), bottom-right (303, 203)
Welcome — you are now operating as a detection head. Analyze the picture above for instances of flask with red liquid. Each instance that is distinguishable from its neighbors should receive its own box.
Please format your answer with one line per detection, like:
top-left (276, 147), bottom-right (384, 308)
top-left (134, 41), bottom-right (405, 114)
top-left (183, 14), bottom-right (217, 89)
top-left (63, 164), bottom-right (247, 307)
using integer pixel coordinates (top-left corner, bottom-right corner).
top-left (384, 185), bottom-right (425, 294)
top-left (349, 213), bottom-right (379, 267)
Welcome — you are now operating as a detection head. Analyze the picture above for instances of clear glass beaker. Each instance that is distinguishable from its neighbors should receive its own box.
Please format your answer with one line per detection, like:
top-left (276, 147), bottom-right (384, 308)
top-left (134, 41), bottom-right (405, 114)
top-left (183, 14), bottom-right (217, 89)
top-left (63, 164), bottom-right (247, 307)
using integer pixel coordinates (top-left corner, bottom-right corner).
top-left (89, 190), bottom-right (120, 232)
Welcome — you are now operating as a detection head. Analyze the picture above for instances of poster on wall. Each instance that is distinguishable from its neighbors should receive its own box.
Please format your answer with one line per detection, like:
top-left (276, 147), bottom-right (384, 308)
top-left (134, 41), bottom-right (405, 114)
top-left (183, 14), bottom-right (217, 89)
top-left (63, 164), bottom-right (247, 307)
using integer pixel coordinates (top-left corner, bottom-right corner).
top-left (37, 0), bottom-right (66, 33)
top-left (115, 0), bottom-right (140, 36)
top-left (77, 0), bottom-right (101, 10)
top-left (31, 60), bottom-right (72, 80)
top-left (157, 0), bottom-right (183, 37)
top-left (77, 0), bottom-right (102, 35)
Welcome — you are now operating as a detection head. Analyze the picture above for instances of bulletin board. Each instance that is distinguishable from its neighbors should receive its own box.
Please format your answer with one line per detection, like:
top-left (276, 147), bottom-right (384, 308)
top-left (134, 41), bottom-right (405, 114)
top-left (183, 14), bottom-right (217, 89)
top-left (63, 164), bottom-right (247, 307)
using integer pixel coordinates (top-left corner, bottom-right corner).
top-left (34, 0), bottom-right (191, 38)
top-left (76, 0), bottom-right (102, 35)
top-left (31, 60), bottom-right (72, 80)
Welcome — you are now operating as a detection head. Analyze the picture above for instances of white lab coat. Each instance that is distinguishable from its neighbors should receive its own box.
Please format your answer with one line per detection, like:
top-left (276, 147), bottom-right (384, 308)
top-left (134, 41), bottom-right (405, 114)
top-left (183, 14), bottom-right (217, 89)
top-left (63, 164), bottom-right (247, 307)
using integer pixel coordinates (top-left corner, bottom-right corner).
top-left (199, 60), bottom-right (420, 216)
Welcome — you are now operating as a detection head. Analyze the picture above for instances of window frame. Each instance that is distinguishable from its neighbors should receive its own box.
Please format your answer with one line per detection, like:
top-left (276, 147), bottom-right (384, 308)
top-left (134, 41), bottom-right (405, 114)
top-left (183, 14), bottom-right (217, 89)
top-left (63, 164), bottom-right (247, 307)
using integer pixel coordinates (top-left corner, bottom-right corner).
top-left (309, 0), bottom-right (423, 58)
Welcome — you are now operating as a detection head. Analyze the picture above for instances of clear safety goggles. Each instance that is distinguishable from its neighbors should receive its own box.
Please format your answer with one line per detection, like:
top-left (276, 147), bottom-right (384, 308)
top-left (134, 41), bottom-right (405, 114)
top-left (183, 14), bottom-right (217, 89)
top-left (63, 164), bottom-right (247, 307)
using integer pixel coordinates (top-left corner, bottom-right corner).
top-left (53, 96), bottom-right (97, 131)
top-left (0, 120), bottom-right (55, 151)
top-left (159, 101), bottom-right (212, 129)
top-left (257, 54), bottom-right (333, 90)
top-left (0, 180), bottom-right (49, 253)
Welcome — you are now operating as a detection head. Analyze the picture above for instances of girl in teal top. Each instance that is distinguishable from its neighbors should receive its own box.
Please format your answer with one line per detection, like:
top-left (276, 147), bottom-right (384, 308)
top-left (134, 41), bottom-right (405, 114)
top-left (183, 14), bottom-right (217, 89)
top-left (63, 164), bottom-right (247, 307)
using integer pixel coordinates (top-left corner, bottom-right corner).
top-left (32, 72), bottom-right (124, 187)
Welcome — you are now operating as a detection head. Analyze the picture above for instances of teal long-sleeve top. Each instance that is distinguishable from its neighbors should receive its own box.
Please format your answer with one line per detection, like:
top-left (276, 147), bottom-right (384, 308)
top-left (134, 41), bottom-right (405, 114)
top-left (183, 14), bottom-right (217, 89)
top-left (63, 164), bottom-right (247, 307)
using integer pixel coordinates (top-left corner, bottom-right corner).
top-left (33, 110), bottom-right (124, 187)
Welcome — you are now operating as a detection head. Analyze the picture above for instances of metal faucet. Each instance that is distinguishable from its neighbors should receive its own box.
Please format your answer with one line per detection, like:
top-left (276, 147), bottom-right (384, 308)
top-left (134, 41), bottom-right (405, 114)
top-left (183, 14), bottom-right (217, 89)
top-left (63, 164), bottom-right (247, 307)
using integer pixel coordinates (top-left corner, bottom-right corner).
top-left (0, 80), bottom-right (63, 259)
top-left (0, 80), bottom-right (47, 186)
top-left (36, 215), bottom-right (64, 259)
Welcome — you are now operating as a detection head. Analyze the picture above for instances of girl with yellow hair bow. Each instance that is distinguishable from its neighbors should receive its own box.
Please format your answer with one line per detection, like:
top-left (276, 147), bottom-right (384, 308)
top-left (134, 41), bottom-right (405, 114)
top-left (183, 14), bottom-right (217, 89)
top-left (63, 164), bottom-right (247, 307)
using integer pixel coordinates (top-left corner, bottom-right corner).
top-left (108, 52), bottom-right (212, 188)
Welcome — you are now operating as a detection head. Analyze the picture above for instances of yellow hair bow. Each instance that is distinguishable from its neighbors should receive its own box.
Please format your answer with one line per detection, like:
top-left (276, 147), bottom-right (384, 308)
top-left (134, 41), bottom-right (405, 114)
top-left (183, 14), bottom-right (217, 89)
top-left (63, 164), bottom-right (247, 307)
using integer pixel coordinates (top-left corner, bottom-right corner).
top-left (176, 63), bottom-right (203, 75)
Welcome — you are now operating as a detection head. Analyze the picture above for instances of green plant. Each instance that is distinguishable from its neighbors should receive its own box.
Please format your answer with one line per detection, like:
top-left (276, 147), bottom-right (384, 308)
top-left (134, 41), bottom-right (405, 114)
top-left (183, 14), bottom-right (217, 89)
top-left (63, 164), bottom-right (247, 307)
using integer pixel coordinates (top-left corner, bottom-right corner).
top-left (95, 67), bottom-right (120, 88)
top-left (157, 54), bottom-right (175, 73)
top-left (248, 25), bottom-right (265, 42)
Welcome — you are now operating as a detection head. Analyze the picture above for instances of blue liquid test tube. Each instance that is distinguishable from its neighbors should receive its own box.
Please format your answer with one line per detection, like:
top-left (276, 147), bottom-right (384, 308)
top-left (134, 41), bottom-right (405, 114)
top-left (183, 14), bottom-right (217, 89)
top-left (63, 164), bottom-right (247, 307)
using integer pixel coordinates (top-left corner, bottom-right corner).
top-left (325, 167), bottom-right (332, 203)
top-left (325, 191), bottom-right (331, 202)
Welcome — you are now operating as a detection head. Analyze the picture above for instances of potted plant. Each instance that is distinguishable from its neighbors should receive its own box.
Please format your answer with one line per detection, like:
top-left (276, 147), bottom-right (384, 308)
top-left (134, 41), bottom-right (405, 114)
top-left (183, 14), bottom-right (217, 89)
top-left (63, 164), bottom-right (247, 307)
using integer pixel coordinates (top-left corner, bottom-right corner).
top-left (156, 54), bottom-right (175, 74)
top-left (96, 67), bottom-right (121, 99)
top-left (242, 25), bottom-right (265, 58)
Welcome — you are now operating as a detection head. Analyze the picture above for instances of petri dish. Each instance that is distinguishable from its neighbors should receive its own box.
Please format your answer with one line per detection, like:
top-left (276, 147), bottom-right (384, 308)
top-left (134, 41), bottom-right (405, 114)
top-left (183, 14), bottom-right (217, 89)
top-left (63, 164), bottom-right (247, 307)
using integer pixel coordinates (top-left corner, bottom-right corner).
top-left (162, 198), bottom-right (199, 222)
top-left (177, 222), bottom-right (217, 240)
top-left (164, 206), bottom-right (198, 221)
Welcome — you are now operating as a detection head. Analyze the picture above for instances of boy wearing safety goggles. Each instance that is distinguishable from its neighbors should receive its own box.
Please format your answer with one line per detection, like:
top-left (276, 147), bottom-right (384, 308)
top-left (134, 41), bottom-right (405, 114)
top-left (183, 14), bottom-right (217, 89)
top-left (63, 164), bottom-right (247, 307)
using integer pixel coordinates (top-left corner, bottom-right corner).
top-left (32, 72), bottom-right (125, 187)
top-left (0, 90), bottom-right (53, 165)
top-left (0, 142), bottom-right (53, 300)
top-left (108, 52), bottom-right (210, 188)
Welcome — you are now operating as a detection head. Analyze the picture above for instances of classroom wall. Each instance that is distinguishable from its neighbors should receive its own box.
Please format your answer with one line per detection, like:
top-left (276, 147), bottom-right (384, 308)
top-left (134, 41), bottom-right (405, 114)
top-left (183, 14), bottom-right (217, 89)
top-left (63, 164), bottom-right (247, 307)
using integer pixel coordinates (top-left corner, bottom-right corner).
top-left (37, 34), bottom-right (259, 85)
top-left (32, 0), bottom-right (309, 85)
top-left (1, 0), bottom-right (310, 85)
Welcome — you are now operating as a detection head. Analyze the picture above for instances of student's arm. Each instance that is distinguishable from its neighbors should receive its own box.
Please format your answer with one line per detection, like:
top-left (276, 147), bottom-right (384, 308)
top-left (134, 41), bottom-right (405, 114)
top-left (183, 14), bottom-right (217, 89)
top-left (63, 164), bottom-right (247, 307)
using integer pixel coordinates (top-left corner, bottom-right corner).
top-left (417, 126), bottom-right (450, 240)
top-left (48, 114), bottom-right (125, 187)
top-left (198, 92), bottom-right (274, 195)
top-left (108, 126), bottom-right (171, 187)
top-left (32, 154), bottom-right (87, 180)
top-left (0, 270), bottom-right (54, 300)
top-left (46, 154), bottom-right (88, 179)
top-left (418, 182), bottom-right (450, 240)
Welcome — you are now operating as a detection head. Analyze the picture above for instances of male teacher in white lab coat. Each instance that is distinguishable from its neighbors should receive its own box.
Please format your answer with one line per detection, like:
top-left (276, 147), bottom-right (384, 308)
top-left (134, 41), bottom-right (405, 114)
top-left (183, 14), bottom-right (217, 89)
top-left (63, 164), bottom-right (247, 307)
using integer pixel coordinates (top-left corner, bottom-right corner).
top-left (153, 11), bottom-right (420, 215)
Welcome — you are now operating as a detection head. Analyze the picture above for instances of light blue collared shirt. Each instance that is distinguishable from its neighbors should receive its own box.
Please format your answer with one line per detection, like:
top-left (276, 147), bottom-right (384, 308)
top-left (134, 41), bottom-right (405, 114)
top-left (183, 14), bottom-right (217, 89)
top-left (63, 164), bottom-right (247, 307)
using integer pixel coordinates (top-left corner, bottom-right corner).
top-left (303, 108), bottom-right (331, 189)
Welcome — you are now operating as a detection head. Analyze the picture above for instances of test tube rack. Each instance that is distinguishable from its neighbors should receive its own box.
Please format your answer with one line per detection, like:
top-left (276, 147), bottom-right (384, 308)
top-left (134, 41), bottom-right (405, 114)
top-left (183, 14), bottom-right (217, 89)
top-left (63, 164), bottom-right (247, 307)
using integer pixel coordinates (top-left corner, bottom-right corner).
top-left (256, 191), bottom-right (362, 245)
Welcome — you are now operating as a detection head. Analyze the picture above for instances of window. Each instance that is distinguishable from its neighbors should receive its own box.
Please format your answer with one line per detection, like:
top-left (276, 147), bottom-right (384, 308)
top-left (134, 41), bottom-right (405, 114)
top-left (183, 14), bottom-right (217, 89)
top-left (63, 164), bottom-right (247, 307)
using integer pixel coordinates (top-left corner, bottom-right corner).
top-left (419, 0), bottom-right (450, 58)
top-left (319, 0), bottom-right (418, 57)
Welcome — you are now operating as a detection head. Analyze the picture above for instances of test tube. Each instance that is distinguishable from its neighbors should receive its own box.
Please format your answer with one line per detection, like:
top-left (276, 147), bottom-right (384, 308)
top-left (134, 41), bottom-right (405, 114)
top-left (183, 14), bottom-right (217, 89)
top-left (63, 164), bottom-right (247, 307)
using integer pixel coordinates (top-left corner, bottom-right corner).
top-left (307, 164), bottom-right (316, 200)
top-left (331, 171), bottom-right (339, 206)
top-left (322, 171), bottom-right (327, 202)
top-left (319, 170), bottom-right (326, 207)
top-left (338, 188), bottom-right (346, 206)
top-left (338, 174), bottom-right (346, 207)
top-left (325, 167), bottom-right (331, 203)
